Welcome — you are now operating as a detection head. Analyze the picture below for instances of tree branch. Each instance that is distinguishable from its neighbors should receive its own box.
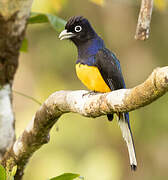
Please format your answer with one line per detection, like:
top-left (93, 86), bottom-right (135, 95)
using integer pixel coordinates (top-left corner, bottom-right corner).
top-left (135, 0), bottom-right (153, 40)
top-left (1, 66), bottom-right (168, 179)
top-left (0, 0), bottom-right (33, 157)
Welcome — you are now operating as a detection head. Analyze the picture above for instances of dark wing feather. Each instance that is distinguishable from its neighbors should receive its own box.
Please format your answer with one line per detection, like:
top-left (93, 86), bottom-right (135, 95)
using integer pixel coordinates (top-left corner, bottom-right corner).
top-left (95, 48), bottom-right (126, 91)
top-left (95, 49), bottom-right (137, 168)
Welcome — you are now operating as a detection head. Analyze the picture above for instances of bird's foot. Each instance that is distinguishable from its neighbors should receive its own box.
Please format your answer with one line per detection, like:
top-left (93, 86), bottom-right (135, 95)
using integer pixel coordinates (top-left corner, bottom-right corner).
top-left (82, 91), bottom-right (98, 97)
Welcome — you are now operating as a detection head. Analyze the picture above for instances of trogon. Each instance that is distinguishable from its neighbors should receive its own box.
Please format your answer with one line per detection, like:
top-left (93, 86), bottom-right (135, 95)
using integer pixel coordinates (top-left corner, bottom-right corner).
top-left (59, 16), bottom-right (137, 170)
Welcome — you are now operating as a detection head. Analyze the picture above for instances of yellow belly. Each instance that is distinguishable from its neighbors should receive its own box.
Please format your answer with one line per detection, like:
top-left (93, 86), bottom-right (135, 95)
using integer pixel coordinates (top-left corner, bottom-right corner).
top-left (76, 63), bottom-right (111, 93)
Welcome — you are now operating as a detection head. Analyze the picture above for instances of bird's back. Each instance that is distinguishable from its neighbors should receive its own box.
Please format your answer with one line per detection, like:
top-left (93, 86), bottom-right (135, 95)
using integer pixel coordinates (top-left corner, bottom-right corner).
top-left (76, 42), bottom-right (126, 93)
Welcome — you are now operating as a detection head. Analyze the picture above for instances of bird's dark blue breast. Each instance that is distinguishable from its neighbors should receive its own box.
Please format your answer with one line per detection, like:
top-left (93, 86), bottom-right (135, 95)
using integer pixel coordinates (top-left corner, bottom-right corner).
top-left (75, 36), bottom-right (112, 92)
top-left (76, 36), bottom-right (105, 66)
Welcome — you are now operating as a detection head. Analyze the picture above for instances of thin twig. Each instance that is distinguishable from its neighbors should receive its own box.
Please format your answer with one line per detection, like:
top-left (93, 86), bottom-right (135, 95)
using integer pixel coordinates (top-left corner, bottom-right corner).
top-left (13, 90), bottom-right (42, 105)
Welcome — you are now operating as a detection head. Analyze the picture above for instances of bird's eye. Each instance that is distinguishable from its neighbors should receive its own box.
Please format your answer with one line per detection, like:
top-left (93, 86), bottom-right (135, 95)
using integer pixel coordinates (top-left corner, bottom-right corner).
top-left (74, 25), bottom-right (82, 32)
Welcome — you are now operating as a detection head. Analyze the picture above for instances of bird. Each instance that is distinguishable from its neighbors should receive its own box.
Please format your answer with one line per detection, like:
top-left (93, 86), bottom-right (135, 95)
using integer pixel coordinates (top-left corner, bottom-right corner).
top-left (59, 16), bottom-right (137, 170)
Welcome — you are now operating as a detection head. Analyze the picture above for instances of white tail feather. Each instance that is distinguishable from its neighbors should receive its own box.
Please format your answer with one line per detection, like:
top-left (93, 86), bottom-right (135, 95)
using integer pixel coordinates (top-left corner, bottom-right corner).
top-left (118, 114), bottom-right (137, 168)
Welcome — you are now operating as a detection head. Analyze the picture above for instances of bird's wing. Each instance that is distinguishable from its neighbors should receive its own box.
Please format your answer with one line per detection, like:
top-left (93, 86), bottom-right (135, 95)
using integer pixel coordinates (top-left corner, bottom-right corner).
top-left (95, 48), bottom-right (125, 91)
top-left (95, 48), bottom-right (137, 170)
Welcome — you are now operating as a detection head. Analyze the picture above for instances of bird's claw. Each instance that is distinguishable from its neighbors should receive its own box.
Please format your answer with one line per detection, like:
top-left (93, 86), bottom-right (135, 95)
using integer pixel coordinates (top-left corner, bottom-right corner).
top-left (82, 91), bottom-right (98, 97)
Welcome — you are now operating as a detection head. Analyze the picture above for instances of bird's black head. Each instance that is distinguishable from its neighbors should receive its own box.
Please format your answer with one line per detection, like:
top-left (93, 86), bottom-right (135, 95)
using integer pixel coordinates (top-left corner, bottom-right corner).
top-left (59, 16), bottom-right (97, 45)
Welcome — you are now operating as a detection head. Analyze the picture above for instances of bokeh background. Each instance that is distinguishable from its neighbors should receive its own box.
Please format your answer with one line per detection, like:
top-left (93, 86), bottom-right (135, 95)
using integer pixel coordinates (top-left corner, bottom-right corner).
top-left (13, 0), bottom-right (168, 179)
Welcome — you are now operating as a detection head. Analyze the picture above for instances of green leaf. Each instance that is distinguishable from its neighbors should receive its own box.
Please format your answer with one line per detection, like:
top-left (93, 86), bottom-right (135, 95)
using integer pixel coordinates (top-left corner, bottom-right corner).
top-left (0, 164), bottom-right (6, 180)
top-left (49, 173), bottom-right (80, 180)
top-left (20, 13), bottom-right (66, 53)
top-left (20, 38), bottom-right (28, 52)
top-left (11, 165), bottom-right (17, 177)
top-left (28, 12), bottom-right (66, 33)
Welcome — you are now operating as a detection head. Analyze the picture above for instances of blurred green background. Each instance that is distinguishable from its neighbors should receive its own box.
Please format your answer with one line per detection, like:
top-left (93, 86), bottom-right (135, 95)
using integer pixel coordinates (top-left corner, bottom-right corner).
top-left (13, 0), bottom-right (168, 179)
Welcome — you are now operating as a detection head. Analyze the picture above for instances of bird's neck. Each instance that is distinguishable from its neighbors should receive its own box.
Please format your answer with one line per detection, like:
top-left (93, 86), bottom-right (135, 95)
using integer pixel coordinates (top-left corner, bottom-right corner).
top-left (77, 36), bottom-right (105, 59)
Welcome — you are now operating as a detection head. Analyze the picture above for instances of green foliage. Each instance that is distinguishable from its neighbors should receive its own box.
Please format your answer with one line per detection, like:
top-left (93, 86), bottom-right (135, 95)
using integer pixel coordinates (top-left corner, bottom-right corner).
top-left (0, 164), bottom-right (6, 180)
top-left (1, 164), bottom-right (81, 180)
top-left (10, 166), bottom-right (17, 178)
top-left (20, 38), bottom-right (28, 52)
top-left (0, 164), bottom-right (17, 180)
top-left (20, 12), bottom-right (66, 52)
top-left (28, 12), bottom-right (66, 33)
top-left (49, 173), bottom-right (81, 180)
top-left (6, 165), bottom-right (17, 180)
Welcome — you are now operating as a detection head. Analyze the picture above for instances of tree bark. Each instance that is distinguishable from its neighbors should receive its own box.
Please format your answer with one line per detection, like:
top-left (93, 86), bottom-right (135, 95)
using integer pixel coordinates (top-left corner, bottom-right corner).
top-left (0, 0), bottom-right (33, 157)
top-left (135, 0), bottom-right (153, 40)
top-left (2, 66), bottom-right (168, 180)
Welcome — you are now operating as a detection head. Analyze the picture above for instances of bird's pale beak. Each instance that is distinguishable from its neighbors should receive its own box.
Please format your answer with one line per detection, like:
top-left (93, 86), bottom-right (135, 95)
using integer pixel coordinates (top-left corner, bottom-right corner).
top-left (59, 29), bottom-right (75, 40)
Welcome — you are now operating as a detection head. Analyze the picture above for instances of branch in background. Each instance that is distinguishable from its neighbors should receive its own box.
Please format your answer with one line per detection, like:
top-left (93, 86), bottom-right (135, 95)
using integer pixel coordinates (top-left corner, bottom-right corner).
top-left (1, 66), bottom-right (168, 180)
top-left (0, 0), bottom-right (33, 157)
top-left (0, 85), bottom-right (14, 159)
top-left (135, 0), bottom-right (153, 40)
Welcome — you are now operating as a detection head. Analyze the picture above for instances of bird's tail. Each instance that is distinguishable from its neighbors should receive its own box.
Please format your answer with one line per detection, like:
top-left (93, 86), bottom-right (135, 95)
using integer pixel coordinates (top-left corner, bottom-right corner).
top-left (118, 112), bottom-right (137, 171)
